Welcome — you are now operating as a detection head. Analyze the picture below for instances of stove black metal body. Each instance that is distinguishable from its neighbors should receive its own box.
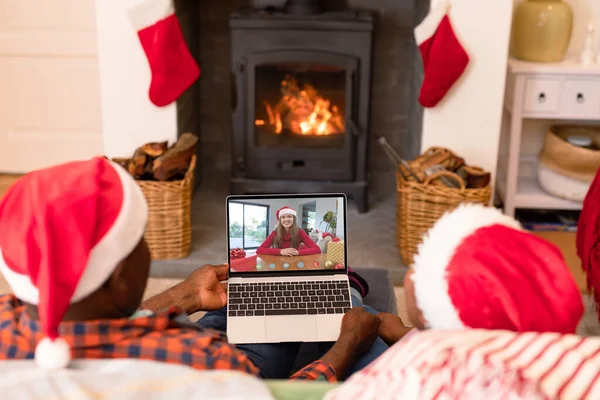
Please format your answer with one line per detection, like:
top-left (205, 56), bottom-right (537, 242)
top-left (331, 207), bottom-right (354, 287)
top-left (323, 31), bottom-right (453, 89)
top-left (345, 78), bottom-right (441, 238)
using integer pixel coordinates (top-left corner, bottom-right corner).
top-left (229, 0), bottom-right (374, 212)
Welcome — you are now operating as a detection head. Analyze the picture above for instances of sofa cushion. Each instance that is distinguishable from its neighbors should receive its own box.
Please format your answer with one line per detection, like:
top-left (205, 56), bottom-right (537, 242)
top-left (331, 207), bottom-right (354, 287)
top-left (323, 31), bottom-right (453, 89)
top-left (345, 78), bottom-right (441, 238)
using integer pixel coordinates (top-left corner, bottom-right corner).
top-left (0, 359), bottom-right (275, 400)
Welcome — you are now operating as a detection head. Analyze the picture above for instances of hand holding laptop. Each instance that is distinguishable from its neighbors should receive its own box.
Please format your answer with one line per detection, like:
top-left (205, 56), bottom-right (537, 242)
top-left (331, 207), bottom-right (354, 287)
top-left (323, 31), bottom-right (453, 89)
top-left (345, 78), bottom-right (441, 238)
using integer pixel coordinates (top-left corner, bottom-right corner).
top-left (187, 264), bottom-right (229, 311)
top-left (142, 263), bottom-right (228, 314)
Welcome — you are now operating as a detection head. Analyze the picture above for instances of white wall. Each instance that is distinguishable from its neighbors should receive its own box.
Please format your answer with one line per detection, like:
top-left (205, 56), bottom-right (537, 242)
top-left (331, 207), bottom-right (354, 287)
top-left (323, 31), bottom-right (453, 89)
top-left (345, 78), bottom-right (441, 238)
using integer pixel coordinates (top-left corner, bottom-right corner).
top-left (336, 198), bottom-right (345, 241)
top-left (512, 0), bottom-right (600, 57)
top-left (95, 0), bottom-right (177, 158)
top-left (420, 0), bottom-right (514, 196)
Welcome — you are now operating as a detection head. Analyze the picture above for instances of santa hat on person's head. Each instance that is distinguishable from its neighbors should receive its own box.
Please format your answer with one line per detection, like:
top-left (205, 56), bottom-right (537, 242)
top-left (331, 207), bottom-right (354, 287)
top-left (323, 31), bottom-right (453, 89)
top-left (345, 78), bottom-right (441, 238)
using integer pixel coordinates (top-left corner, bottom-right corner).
top-left (578, 167), bottom-right (600, 321)
top-left (0, 157), bottom-right (148, 370)
top-left (411, 203), bottom-right (584, 334)
top-left (276, 206), bottom-right (296, 220)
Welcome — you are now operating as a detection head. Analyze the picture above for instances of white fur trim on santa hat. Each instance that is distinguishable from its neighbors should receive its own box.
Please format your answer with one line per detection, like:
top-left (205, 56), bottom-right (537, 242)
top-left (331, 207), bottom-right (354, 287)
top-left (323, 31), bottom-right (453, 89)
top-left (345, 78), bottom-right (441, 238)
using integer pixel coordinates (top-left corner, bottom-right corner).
top-left (35, 337), bottom-right (70, 370)
top-left (278, 208), bottom-right (296, 218)
top-left (0, 161), bottom-right (148, 305)
top-left (128, 0), bottom-right (175, 31)
top-left (411, 204), bottom-right (522, 330)
top-left (414, 0), bottom-right (450, 45)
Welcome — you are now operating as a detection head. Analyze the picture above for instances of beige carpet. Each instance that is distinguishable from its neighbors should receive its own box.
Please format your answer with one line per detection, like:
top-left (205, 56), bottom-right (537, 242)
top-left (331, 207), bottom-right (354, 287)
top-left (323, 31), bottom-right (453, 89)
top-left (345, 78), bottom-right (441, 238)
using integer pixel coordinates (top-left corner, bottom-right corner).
top-left (0, 174), bottom-right (20, 197)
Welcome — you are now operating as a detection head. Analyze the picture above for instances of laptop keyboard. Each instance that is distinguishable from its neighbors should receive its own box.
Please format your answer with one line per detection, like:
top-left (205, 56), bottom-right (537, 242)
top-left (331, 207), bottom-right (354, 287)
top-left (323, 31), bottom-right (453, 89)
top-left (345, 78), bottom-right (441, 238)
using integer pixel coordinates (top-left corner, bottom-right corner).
top-left (228, 280), bottom-right (352, 317)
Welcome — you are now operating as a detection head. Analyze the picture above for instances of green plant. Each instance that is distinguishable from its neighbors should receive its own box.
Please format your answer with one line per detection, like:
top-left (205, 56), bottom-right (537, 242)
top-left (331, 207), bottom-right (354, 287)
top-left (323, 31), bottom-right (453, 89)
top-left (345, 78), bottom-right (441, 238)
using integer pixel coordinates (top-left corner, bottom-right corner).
top-left (320, 211), bottom-right (337, 234)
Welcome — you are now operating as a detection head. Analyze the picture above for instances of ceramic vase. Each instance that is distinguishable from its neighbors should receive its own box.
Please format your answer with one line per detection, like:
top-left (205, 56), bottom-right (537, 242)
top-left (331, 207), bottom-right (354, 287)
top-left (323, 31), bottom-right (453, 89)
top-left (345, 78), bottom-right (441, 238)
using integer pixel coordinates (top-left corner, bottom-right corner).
top-left (580, 23), bottom-right (597, 65)
top-left (512, 0), bottom-right (573, 62)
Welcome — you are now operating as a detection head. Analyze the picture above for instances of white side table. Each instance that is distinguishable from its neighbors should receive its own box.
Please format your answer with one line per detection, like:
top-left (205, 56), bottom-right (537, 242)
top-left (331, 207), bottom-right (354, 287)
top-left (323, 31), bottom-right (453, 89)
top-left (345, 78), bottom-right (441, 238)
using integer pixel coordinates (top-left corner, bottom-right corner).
top-left (496, 58), bottom-right (600, 217)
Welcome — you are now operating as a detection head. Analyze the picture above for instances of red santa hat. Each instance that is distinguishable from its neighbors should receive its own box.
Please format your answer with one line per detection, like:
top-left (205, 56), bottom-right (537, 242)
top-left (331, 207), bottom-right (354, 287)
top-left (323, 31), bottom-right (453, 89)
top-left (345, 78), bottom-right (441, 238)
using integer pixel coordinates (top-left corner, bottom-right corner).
top-left (0, 157), bottom-right (148, 369)
top-left (276, 206), bottom-right (296, 220)
top-left (578, 167), bottom-right (600, 320)
top-left (411, 203), bottom-right (583, 334)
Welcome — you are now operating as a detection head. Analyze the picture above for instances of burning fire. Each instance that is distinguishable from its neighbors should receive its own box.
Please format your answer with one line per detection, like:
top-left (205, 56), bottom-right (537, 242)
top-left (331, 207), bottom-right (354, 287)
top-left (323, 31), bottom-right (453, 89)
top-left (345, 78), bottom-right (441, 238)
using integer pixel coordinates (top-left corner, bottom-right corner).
top-left (255, 75), bottom-right (344, 136)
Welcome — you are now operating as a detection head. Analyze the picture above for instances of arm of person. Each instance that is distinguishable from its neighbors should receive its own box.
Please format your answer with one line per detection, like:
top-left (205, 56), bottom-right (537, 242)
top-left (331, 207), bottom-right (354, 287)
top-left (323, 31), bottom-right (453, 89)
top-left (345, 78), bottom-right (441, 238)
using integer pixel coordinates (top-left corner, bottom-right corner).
top-left (256, 231), bottom-right (281, 256)
top-left (141, 279), bottom-right (198, 315)
top-left (296, 229), bottom-right (322, 256)
top-left (290, 333), bottom-right (361, 382)
top-left (141, 264), bottom-right (228, 315)
top-left (289, 307), bottom-right (380, 382)
top-left (377, 312), bottom-right (414, 346)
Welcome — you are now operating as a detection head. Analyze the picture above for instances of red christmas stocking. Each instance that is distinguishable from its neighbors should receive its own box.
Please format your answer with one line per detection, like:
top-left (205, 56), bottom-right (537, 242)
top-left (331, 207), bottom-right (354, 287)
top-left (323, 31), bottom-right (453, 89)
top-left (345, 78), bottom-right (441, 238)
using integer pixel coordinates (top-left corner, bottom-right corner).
top-left (128, 0), bottom-right (200, 107)
top-left (414, 2), bottom-right (469, 108)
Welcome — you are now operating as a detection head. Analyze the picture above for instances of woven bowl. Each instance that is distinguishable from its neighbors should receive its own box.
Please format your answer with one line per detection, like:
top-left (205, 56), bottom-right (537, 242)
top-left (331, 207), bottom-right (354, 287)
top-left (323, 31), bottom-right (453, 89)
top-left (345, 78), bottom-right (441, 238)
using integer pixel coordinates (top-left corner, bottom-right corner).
top-left (537, 160), bottom-right (590, 202)
top-left (538, 125), bottom-right (600, 182)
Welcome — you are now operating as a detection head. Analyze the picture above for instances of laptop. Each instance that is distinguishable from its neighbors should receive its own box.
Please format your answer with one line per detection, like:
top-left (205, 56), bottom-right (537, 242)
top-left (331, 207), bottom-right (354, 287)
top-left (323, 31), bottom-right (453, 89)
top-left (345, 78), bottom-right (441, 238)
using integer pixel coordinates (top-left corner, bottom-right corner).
top-left (226, 193), bottom-right (352, 344)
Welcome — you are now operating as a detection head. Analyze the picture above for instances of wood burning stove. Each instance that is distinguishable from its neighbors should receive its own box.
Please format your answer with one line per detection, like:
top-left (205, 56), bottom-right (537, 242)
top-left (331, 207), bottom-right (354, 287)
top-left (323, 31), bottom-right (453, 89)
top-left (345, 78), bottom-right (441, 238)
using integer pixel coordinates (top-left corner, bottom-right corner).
top-left (229, 1), bottom-right (374, 212)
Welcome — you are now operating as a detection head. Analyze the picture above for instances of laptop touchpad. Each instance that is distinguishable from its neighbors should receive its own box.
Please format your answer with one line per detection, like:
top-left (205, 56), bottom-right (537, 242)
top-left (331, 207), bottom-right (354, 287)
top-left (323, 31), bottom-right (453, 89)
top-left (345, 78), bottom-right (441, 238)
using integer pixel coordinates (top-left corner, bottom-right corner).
top-left (228, 317), bottom-right (266, 344)
top-left (265, 316), bottom-right (318, 342)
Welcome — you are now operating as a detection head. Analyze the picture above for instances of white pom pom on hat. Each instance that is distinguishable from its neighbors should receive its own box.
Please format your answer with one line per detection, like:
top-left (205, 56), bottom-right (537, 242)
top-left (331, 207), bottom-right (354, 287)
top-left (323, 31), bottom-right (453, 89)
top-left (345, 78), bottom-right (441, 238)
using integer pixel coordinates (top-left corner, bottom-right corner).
top-left (35, 337), bottom-right (71, 370)
top-left (0, 157), bottom-right (148, 369)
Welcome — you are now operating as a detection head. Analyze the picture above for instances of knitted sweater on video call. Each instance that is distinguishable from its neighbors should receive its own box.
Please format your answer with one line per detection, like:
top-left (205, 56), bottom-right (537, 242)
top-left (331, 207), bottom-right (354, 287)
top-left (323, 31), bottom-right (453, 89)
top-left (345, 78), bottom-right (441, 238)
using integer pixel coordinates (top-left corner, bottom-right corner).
top-left (257, 229), bottom-right (320, 256)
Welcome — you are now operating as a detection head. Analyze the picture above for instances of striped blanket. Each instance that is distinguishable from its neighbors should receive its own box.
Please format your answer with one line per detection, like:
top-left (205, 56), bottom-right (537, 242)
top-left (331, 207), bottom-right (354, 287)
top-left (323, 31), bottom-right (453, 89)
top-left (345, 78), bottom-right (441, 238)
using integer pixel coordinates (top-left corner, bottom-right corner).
top-left (326, 329), bottom-right (600, 400)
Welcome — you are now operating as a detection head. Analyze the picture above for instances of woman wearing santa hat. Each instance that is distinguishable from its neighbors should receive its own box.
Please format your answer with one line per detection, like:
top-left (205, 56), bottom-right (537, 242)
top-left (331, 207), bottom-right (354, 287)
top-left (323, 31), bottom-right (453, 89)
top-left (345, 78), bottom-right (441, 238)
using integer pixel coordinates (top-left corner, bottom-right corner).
top-left (257, 206), bottom-right (321, 256)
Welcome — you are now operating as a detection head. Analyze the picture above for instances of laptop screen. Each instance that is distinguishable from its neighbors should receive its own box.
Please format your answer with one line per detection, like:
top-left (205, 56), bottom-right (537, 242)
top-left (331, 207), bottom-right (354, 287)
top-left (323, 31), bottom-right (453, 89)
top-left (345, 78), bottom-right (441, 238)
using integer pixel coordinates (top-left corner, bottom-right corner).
top-left (226, 194), bottom-right (347, 275)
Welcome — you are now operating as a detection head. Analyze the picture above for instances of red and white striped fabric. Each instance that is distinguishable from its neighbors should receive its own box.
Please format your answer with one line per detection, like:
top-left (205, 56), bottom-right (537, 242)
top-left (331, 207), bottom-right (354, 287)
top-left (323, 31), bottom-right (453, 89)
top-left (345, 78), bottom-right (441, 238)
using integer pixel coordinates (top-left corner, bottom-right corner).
top-left (326, 329), bottom-right (600, 400)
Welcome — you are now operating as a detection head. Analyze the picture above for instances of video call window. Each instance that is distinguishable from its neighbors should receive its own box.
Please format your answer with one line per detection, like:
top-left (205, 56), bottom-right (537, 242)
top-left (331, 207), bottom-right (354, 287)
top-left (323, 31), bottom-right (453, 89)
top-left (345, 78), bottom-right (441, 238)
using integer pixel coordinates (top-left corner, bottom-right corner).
top-left (228, 196), bottom-right (346, 273)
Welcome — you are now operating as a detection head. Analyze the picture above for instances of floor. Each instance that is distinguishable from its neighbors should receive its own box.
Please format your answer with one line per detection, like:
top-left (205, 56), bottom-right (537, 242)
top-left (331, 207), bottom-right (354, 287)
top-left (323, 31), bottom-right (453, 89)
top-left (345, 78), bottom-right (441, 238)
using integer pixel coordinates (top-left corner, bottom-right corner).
top-left (1, 172), bottom-right (599, 335)
top-left (0, 174), bottom-right (20, 197)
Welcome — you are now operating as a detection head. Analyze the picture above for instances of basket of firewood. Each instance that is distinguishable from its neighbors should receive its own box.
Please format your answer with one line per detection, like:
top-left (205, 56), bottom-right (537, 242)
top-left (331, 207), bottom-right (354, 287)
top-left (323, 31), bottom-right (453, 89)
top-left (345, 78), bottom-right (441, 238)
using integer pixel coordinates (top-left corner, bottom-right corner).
top-left (395, 147), bottom-right (492, 265)
top-left (112, 133), bottom-right (198, 260)
top-left (378, 138), bottom-right (492, 266)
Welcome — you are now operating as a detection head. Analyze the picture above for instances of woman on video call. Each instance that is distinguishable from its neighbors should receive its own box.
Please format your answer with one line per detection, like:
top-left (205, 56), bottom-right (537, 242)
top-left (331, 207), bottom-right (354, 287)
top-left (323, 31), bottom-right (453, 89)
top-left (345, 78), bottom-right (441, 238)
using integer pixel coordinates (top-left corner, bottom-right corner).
top-left (257, 206), bottom-right (321, 256)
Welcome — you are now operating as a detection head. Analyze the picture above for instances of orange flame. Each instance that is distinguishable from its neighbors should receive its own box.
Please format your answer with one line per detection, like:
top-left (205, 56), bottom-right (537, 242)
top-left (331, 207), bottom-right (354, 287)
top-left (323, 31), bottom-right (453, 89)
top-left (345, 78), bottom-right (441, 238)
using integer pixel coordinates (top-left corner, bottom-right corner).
top-left (255, 76), bottom-right (344, 136)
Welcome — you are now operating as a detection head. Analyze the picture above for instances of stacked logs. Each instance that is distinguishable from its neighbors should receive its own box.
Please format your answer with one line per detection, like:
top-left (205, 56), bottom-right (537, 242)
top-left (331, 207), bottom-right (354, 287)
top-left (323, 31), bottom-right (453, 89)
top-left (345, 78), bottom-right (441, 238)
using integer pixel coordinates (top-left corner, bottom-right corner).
top-left (378, 137), bottom-right (491, 189)
top-left (112, 133), bottom-right (198, 181)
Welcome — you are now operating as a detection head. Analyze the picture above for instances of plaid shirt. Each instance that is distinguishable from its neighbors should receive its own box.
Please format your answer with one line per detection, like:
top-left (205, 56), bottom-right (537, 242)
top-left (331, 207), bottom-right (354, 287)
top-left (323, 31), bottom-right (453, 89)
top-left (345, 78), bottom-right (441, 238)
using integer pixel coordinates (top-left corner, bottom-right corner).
top-left (0, 294), bottom-right (336, 382)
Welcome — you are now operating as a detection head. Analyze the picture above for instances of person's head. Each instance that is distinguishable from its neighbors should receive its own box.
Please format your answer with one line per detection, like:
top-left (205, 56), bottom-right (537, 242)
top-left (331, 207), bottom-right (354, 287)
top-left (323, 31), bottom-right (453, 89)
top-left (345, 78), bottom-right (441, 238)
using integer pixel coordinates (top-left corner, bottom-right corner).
top-left (57, 237), bottom-right (151, 322)
top-left (274, 206), bottom-right (299, 247)
top-left (404, 204), bottom-right (583, 334)
top-left (0, 157), bottom-right (149, 369)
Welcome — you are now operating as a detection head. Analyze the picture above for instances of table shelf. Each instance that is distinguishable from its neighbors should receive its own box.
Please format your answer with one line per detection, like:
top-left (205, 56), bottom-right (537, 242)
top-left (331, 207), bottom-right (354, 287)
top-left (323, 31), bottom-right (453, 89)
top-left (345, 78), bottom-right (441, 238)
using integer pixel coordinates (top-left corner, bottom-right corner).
top-left (497, 58), bottom-right (599, 217)
top-left (496, 161), bottom-right (582, 211)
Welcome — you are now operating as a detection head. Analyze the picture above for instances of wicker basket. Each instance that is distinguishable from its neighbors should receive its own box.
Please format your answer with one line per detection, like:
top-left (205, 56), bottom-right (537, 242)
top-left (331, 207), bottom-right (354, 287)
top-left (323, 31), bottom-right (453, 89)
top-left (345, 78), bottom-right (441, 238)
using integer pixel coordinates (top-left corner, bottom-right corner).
top-left (539, 125), bottom-right (600, 182)
top-left (396, 148), bottom-right (491, 266)
top-left (137, 155), bottom-right (195, 260)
